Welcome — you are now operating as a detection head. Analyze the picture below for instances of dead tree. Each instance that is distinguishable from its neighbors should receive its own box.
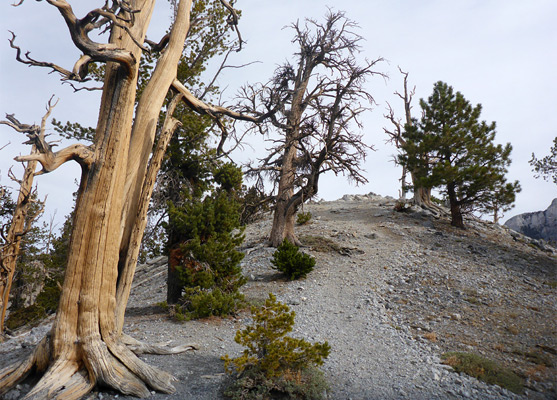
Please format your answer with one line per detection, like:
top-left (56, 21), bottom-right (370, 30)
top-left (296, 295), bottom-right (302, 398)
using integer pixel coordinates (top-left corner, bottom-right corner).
top-left (0, 105), bottom-right (52, 336)
top-left (241, 10), bottom-right (384, 247)
top-left (0, 1), bottom-right (260, 398)
top-left (384, 68), bottom-right (434, 208)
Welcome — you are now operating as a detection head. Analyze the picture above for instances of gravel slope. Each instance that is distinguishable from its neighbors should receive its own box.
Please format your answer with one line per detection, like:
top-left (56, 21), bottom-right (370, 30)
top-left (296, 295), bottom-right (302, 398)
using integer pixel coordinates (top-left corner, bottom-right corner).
top-left (1, 194), bottom-right (555, 400)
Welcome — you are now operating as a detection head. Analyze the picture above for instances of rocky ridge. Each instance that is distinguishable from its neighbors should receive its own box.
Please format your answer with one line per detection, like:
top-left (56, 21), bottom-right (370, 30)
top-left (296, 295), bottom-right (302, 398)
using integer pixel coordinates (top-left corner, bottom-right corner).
top-left (505, 198), bottom-right (557, 245)
top-left (1, 193), bottom-right (556, 400)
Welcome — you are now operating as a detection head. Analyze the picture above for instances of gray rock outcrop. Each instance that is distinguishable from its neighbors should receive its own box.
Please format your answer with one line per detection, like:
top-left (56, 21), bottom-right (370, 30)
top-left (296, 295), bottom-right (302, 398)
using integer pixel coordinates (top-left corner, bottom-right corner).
top-left (505, 198), bottom-right (557, 244)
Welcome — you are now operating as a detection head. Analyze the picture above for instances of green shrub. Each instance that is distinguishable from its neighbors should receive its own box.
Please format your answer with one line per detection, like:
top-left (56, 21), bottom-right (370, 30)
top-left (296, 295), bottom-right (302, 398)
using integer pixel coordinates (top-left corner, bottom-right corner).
top-left (441, 352), bottom-right (524, 394)
top-left (240, 185), bottom-right (272, 225)
top-left (271, 239), bottom-right (315, 280)
top-left (222, 294), bottom-right (330, 399)
top-left (296, 211), bottom-right (312, 225)
top-left (167, 170), bottom-right (247, 319)
top-left (6, 278), bottom-right (62, 330)
top-left (170, 288), bottom-right (244, 321)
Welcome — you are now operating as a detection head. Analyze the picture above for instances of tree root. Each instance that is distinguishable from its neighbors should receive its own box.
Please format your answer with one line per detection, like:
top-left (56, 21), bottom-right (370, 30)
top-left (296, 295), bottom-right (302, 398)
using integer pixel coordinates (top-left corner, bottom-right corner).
top-left (0, 336), bottom-right (50, 396)
top-left (23, 359), bottom-right (93, 400)
top-left (121, 333), bottom-right (198, 355)
top-left (412, 201), bottom-right (447, 219)
top-left (0, 332), bottom-right (198, 399)
top-left (105, 335), bottom-right (176, 394)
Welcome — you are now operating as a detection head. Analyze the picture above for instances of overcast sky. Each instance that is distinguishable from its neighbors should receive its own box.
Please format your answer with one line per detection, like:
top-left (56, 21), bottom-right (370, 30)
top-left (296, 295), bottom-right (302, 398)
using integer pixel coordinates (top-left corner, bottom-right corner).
top-left (1, 0), bottom-right (555, 232)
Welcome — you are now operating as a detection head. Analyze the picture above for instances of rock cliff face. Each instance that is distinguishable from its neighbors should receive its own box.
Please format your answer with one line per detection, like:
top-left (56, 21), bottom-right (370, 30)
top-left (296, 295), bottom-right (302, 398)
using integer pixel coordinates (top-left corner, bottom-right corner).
top-left (505, 198), bottom-right (557, 244)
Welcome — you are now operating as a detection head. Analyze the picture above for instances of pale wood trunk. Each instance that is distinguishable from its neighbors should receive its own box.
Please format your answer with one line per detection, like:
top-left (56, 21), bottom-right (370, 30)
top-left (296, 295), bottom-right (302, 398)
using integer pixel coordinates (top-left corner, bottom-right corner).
top-left (413, 184), bottom-right (432, 207)
top-left (0, 1), bottom-right (242, 397)
top-left (0, 156), bottom-right (38, 334)
top-left (270, 142), bottom-right (300, 247)
top-left (0, 1), bottom-right (179, 397)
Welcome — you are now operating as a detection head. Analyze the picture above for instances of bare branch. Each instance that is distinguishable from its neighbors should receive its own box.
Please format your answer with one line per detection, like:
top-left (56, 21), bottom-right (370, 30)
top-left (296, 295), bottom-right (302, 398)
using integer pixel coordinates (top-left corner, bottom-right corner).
top-left (145, 33), bottom-right (170, 53)
top-left (64, 82), bottom-right (103, 92)
top-left (219, 0), bottom-right (243, 51)
top-left (8, 31), bottom-right (90, 82)
top-left (172, 79), bottom-right (263, 123)
top-left (2, 98), bottom-right (95, 175)
top-left (14, 143), bottom-right (95, 175)
top-left (10, 0), bottom-right (148, 80)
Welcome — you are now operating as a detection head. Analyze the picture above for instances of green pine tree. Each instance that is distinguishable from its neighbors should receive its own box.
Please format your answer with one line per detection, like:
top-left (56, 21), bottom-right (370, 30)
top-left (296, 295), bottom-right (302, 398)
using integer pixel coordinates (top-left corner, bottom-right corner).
top-left (400, 81), bottom-right (520, 227)
top-left (530, 136), bottom-right (557, 185)
top-left (165, 162), bottom-right (247, 319)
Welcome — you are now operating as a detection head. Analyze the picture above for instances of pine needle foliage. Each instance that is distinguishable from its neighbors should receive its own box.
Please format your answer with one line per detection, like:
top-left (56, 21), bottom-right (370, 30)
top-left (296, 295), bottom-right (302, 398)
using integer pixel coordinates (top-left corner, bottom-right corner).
top-left (271, 239), bottom-right (315, 280)
top-left (530, 136), bottom-right (557, 185)
top-left (166, 163), bottom-right (247, 320)
top-left (296, 211), bottom-right (312, 225)
top-left (222, 294), bottom-right (330, 399)
top-left (399, 81), bottom-right (520, 227)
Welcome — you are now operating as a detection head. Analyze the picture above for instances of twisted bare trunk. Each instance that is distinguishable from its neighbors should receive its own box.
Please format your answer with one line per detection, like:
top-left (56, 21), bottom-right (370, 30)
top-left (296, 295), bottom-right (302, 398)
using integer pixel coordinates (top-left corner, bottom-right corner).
top-left (270, 143), bottom-right (300, 247)
top-left (0, 2), bottom-right (178, 398)
top-left (1, 1), bottom-right (251, 397)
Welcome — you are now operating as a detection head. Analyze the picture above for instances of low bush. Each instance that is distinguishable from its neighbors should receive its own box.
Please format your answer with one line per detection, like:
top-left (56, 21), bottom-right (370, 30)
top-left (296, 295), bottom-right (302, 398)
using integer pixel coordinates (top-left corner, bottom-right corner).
top-left (441, 352), bottom-right (524, 394)
top-left (271, 239), bottom-right (315, 280)
top-left (5, 278), bottom-right (62, 331)
top-left (222, 294), bottom-right (330, 399)
top-left (296, 211), bottom-right (312, 225)
top-left (170, 288), bottom-right (244, 321)
top-left (393, 200), bottom-right (409, 212)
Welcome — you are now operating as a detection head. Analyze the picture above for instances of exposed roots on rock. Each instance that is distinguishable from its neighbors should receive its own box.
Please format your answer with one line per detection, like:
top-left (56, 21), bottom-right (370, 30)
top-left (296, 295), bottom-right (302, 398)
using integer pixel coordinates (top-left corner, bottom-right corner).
top-left (0, 331), bottom-right (198, 399)
top-left (23, 359), bottom-right (93, 400)
top-left (412, 200), bottom-right (447, 219)
top-left (121, 333), bottom-right (198, 355)
top-left (0, 336), bottom-right (51, 397)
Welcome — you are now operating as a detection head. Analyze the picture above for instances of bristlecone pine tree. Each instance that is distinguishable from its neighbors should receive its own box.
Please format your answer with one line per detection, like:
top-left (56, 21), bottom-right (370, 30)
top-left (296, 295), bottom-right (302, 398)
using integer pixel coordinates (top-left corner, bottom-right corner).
top-left (384, 68), bottom-right (434, 207)
top-left (0, 1), bottom-right (262, 398)
top-left (399, 81), bottom-right (520, 228)
top-left (241, 10), bottom-right (384, 247)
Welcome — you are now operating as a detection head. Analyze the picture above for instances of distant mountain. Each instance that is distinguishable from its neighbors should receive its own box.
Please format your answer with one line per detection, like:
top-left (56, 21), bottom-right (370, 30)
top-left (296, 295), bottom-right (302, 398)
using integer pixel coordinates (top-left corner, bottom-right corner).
top-left (504, 198), bottom-right (557, 244)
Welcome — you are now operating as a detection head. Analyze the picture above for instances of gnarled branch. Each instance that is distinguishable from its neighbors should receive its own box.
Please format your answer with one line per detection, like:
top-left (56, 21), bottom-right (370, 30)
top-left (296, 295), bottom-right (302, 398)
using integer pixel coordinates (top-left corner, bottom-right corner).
top-left (10, 0), bottom-right (147, 80)
top-left (8, 31), bottom-right (90, 82)
top-left (2, 97), bottom-right (95, 175)
top-left (15, 143), bottom-right (95, 175)
top-left (172, 79), bottom-right (261, 122)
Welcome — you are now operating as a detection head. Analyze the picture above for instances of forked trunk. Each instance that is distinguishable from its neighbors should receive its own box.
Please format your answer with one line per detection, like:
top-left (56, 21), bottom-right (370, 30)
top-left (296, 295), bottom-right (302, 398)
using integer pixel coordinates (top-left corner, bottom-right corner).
top-left (0, 2), bottom-right (178, 398)
top-left (1, 0), bottom-right (249, 397)
top-left (0, 154), bottom-right (38, 335)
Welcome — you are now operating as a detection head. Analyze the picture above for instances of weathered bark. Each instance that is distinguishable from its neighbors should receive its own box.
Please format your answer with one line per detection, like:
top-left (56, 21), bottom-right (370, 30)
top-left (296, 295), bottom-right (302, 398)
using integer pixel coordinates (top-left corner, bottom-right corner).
top-left (270, 142), bottom-right (300, 247)
top-left (0, 1), bottom-right (176, 398)
top-left (115, 94), bottom-right (183, 332)
top-left (119, 0), bottom-right (192, 279)
top-left (1, 1), bottom-right (255, 397)
top-left (412, 180), bottom-right (432, 208)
